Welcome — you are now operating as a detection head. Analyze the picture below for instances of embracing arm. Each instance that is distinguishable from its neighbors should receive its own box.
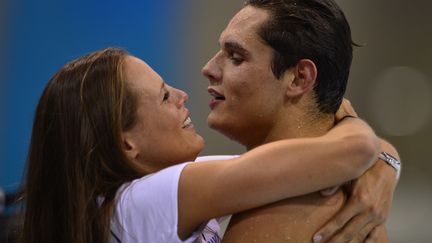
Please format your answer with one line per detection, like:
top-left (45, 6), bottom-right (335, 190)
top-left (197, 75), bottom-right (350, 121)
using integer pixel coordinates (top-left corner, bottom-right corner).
top-left (313, 138), bottom-right (400, 243)
top-left (177, 118), bottom-right (379, 239)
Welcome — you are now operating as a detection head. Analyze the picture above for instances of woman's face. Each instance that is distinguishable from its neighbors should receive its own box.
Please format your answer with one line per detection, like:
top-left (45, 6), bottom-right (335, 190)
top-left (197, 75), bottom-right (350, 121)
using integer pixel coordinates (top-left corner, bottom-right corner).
top-left (122, 56), bottom-right (204, 173)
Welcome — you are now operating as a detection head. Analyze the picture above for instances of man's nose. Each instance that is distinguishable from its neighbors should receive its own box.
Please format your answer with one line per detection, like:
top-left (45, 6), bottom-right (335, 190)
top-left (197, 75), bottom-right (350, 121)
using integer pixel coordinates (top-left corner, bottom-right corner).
top-left (201, 54), bottom-right (222, 85)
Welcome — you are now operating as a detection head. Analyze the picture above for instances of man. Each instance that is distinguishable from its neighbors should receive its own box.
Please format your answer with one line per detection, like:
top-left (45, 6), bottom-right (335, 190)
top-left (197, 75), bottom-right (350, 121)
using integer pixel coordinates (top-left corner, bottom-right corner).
top-left (202, 0), bottom-right (400, 242)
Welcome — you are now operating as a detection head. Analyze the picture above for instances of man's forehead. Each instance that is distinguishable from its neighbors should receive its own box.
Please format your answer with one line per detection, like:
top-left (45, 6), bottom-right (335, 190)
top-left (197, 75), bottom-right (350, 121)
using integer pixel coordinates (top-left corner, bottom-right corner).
top-left (219, 6), bottom-right (268, 46)
top-left (229, 5), bottom-right (268, 27)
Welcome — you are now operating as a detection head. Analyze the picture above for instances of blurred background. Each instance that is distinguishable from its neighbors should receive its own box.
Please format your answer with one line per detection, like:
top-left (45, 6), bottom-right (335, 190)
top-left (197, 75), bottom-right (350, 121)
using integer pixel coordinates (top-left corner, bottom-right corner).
top-left (0, 0), bottom-right (430, 242)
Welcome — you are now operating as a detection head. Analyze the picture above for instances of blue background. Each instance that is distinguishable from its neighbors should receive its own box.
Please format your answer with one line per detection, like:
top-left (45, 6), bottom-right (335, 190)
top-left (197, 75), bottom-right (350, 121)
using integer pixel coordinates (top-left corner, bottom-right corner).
top-left (0, 0), bottom-right (185, 193)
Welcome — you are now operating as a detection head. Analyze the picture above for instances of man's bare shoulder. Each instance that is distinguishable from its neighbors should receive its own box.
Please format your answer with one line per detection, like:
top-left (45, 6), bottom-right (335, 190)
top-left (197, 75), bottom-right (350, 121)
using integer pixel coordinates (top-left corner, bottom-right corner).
top-left (222, 191), bottom-right (345, 243)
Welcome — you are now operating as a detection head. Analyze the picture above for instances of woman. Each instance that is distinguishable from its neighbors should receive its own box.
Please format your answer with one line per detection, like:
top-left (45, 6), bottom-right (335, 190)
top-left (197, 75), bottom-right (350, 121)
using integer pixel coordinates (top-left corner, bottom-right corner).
top-left (20, 48), bottom-right (378, 243)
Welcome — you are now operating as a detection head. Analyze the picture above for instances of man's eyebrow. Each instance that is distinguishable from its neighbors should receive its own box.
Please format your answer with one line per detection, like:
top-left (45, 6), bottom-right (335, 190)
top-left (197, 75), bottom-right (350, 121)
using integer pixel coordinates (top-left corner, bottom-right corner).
top-left (224, 41), bottom-right (249, 56)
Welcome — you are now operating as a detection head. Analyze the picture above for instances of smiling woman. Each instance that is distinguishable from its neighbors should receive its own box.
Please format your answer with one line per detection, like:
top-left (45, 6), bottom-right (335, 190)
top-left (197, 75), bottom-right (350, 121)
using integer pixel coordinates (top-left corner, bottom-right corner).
top-left (19, 47), bottom-right (379, 243)
top-left (120, 56), bottom-right (205, 172)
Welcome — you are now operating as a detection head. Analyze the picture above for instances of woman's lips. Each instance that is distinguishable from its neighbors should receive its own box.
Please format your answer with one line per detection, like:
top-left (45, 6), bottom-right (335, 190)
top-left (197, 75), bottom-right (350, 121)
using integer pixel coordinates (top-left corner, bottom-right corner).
top-left (182, 116), bottom-right (192, 128)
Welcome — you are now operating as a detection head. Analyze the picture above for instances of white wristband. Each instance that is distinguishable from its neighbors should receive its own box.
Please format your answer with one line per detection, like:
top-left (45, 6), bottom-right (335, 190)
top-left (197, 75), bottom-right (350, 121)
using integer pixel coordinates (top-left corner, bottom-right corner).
top-left (379, 152), bottom-right (401, 180)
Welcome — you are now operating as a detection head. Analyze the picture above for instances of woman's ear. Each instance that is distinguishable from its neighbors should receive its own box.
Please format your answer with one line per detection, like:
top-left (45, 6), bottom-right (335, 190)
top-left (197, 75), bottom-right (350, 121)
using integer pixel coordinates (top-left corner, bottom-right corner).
top-left (284, 59), bottom-right (317, 97)
top-left (122, 131), bottom-right (139, 161)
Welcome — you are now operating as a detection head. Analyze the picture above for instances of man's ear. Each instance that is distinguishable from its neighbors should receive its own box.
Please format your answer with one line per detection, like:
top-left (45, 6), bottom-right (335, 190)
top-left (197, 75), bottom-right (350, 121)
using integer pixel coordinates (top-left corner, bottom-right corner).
top-left (284, 59), bottom-right (317, 97)
top-left (122, 131), bottom-right (139, 161)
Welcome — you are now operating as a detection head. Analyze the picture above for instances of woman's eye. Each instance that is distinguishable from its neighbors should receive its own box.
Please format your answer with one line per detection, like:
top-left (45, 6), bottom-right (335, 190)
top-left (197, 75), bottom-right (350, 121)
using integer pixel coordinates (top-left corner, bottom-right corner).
top-left (163, 91), bottom-right (170, 102)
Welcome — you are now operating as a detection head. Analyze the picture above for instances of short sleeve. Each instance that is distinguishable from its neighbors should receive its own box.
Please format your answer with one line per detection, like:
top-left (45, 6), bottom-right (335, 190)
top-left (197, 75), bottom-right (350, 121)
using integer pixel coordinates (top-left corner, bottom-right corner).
top-left (111, 162), bottom-right (191, 243)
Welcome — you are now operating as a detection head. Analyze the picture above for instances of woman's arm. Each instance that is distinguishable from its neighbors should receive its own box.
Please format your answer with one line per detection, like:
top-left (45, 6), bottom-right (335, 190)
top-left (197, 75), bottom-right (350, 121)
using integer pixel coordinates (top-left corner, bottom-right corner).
top-left (177, 117), bottom-right (379, 239)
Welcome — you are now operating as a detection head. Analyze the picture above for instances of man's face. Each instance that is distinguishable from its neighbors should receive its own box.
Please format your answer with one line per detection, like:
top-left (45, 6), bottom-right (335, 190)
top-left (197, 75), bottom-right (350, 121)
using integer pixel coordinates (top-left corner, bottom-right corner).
top-left (202, 6), bottom-right (287, 147)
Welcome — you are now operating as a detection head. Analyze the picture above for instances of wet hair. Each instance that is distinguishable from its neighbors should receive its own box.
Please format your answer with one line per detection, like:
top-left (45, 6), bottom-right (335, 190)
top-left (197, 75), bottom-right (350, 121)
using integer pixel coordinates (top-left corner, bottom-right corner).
top-left (245, 0), bottom-right (355, 113)
top-left (20, 48), bottom-right (146, 243)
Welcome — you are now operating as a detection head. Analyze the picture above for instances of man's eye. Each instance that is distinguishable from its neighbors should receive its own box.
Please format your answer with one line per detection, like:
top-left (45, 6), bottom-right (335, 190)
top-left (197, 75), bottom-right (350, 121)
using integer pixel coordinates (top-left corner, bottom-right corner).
top-left (229, 52), bottom-right (244, 65)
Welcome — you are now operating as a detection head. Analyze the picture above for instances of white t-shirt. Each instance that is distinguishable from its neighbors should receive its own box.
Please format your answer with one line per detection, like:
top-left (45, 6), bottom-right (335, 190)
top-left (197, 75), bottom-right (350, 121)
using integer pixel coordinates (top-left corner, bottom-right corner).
top-left (110, 155), bottom-right (237, 243)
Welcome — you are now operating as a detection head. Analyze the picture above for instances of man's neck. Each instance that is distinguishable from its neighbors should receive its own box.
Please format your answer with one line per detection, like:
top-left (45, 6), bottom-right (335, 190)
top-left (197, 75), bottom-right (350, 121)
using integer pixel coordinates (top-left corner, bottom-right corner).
top-left (246, 110), bottom-right (335, 150)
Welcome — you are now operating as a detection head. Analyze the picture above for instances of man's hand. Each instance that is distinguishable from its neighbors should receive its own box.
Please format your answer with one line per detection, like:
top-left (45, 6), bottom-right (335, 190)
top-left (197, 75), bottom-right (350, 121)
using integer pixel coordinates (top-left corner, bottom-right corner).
top-left (313, 139), bottom-right (400, 243)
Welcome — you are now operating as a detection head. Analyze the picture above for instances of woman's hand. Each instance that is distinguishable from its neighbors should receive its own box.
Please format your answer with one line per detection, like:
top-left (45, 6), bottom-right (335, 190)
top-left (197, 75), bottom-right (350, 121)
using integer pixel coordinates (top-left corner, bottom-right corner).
top-left (335, 98), bottom-right (358, 122)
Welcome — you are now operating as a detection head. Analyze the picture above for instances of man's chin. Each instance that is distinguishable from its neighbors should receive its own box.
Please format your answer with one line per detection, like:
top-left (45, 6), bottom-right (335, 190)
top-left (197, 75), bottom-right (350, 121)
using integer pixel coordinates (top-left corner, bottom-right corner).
top-left (207, 117), bottom-right (234, 139)
top-left (207, 119), bottom-right (219, 131)
top-left (206, 113), bottom-right (218, 128)
top-left (207, 113), bottom-right (226, 130)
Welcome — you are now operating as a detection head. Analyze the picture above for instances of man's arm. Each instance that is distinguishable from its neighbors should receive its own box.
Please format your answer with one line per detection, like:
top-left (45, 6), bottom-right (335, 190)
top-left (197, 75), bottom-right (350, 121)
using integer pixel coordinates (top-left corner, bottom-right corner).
top-left (313, 139), bottom-right (400, 243)
top-left (313, 100), bottom-right (400, 243)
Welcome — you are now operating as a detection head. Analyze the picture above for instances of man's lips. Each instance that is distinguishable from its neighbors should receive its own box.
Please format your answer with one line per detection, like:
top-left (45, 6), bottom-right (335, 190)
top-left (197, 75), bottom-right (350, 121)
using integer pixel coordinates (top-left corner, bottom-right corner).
top-left (208, 87), bottom-right (225, 109)
top-left (208, 87), bottom-right (225, 100)
top-left (209, 98), bottom-right (223, 110)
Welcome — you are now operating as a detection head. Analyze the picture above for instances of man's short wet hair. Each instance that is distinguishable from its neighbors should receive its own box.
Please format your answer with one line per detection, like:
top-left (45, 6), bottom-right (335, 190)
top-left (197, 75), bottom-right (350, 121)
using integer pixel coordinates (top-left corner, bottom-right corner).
top-left (245, 0), bottom-right (355, 113)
